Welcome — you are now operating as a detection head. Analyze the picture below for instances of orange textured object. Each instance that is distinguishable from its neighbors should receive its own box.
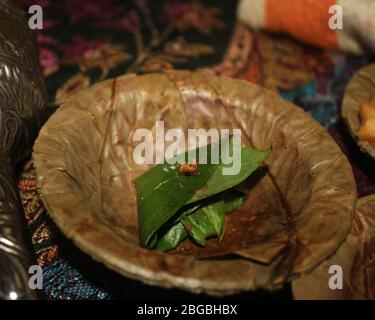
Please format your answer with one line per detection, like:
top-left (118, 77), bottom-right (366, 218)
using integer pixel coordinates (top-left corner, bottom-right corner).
top-left (360, 103), bottom-right (375, 121)
top-left (265, 0), bottom-right (339, 50)
top-left (358, 97), bottom-right (375, 142)
top-left (358, 119), bottom-right (375, 142)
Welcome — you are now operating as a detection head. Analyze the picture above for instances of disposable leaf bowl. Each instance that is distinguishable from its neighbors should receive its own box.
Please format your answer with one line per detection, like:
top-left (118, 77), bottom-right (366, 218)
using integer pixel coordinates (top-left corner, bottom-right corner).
top-left (33, 70), bottom-right (357, 295)
top-left (292, 194), bottom-right (375, 300)
top-left (342, 63), bottom-right (375, 160)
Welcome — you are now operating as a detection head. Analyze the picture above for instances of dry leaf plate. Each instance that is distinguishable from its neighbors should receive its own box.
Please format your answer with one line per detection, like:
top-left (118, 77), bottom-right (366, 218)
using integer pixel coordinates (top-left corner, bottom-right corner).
top-left (33, 70), bottom-right (357, 295)
top-left (342, 63), bottom-right (375, 159)
top-left (293, 194), bottom-right (375, 299)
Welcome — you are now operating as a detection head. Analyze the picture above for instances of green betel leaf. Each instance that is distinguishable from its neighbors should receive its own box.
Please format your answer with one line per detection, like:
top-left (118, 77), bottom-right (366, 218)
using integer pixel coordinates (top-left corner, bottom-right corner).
top-left (156, 222), bottom-right (187, 252)
top-left (184, 200), bottom-right (225, 245)
top-left (182, 212), bottom-right (215, 246)
top-left (199, 200), bottom-right (225, 239)
top-left (135, 140), bottom-right (220, 248)
top-left (156, 192), bottom-right (245, 252)
top-left (155, 202), bottom-right (203, 251)
top-left (222, 190), bottom-right (246, 213)
top-left (188, 140), bottom-right (271, 204)
top-left (135, 135), bottom-right (271, 249)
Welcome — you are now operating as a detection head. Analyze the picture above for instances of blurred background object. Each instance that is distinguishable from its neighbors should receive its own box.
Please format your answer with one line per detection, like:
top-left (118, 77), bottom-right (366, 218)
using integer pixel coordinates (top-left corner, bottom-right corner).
top-left (238, 0), bottom-right (375, 55)
top-left (0, 0), bottom-right (48, 299)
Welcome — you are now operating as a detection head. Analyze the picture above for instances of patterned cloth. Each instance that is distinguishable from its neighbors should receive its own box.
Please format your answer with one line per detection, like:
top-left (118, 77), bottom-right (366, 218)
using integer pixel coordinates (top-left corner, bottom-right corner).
top-left (14, 0), bottom-right (375, 299)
